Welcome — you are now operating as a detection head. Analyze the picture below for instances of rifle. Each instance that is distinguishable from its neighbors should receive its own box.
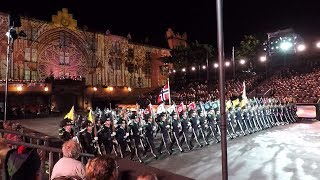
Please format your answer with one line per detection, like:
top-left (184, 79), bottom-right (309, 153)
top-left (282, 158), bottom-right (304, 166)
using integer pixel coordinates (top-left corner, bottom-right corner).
top-left (147, 101), bottom-right (158, 137)
top-left (91, 110), bottom-right (102, 156)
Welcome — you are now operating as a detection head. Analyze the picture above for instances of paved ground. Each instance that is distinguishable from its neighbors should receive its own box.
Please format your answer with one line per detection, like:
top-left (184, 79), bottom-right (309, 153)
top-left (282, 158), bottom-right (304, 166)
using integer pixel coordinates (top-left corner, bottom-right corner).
top-left (16, 117), bottom-right (320, 180)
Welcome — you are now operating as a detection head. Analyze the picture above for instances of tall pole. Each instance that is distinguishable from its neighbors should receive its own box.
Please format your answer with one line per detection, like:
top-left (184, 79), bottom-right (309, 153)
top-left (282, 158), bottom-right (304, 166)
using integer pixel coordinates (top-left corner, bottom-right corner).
top-left (167, 77), bottom-right (172, 105)
top-left (232, 46), bottom-right (235, 78)
top-left (4, 22), bottom-right (13, 122)
top-left (216, 0), bottom-right (228, 179)
top-left (206, 51), bottom-right (209, 93)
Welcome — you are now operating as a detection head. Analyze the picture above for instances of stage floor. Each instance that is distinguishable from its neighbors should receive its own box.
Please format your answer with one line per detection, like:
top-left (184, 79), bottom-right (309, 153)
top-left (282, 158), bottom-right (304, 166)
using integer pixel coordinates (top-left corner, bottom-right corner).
top-left (16, 117), bottom-right (320, 180)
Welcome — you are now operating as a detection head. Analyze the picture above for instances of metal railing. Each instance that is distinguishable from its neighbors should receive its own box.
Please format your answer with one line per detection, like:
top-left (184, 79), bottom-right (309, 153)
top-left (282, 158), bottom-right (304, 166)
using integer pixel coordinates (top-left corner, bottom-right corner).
top-left (1, 129), bottom-right (94, 179)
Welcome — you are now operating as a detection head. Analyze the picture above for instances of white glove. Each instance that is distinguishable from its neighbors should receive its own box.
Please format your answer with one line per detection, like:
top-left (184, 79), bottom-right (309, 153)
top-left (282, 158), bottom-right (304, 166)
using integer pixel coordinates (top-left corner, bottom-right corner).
top-left (197, 120), bottom-right (200, 125)
top-left (205, 125), bottom-right (208, 128)
top-left (177, 124), bottom-right (181, 128)
top-left (114, 124), bottom-right (118, 128)
top-left (166, 125), bottom-right (170, 129)
top-left (187, 122), bottom-right (191, 126)
top-left (152, 126), bottom-right (157, 131)
top-left (124, 133), bottom-right (129, 138)
top-left (139, 128), bottom-right (142, 131)
top-left (94, 137), bottom-right (98, 141)
top-left (128, 120), bottom-right (132, 125)
top-left (111, 132), bottom-right (116, 136)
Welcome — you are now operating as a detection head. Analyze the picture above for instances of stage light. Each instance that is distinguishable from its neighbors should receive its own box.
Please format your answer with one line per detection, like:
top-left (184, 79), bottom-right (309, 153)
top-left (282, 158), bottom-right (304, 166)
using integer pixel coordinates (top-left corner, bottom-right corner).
top-left (109, 87), bottom-right (114, 91)
top-left (17, 85), bottom-right (22, 92)
top-left (297, 44), bottom-right (306, 52)
top-left (182, 68), bottom-right (186, 72)
top-left (240, 59), bottom-right (246, 65)
top-left (280, 42), bottom-right (293, 51)
top-left (44, 86), bottom-right (49, 92)
top-left (225, 61), bottom-right (230, 67)
top-left (260, 56), bottom-right (267, 62)
top-left (316, 42), bottom-right (320, 48)
top-left (191, 67), bottom-right (196, 71)
top-left (93, 87), bottom-right (97, 91)
top-left (214, 63), bottom-right (219, 68)
top-left (173, 69), bottom-right (176, 73)
top-left (128, 87), bottom-right (132, 92)
top-left (202, 65), bottom-right (206, 69)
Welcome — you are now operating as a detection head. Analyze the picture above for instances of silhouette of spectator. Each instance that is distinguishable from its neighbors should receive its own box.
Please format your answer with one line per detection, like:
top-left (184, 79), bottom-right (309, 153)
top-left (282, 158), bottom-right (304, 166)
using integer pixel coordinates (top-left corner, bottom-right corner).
top-left (137, 173), bottom-right (158, 180)
top-left (85, 155), bottom-right (119, 180)
top-left (4, 145), bottom-right (41, 180)
top-left (51, 140), bottom-right (85, 179)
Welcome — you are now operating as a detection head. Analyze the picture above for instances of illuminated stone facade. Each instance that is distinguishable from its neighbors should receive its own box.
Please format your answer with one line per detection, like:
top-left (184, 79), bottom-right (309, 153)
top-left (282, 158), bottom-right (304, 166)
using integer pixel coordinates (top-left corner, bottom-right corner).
top-left (0, 9), bottom-right (170, 112)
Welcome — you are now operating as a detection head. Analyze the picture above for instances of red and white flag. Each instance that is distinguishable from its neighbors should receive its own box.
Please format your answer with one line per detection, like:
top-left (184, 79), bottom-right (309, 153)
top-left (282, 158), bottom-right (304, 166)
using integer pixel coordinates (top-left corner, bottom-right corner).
top-left (157, 82), bottom-right (171, 103)
top-left (188, 102), bottom-right (196, 111)
top-left (177, 102), bottom-right (186, 113)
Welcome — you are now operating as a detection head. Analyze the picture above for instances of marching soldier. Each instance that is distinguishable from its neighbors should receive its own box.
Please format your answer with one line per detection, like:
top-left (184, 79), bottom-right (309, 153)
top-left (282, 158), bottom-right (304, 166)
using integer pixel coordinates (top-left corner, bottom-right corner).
top-left (79, 120), bottom-right (96, 155)
top-left (179, 111), bottom-right (191, 150)
top-left (198, 111), bottom-right (209, 145)
top-left (98, 118), bottom-right (114, 155)
top-left (128, 114), bottom-right (144, 163)
top-left (206, 108), bottom-right (220, 143)
top-left (234, 106), bottom-right (247, 136)
top-left (144, 115), bottom-right (158, 158)
top-left (169, 112), bottom-right (184, 152)
top-left (189, 110), bottom-right (203, 148)
top-left (116, 120), bottom-right (130, 158)
top-left (158, 113), bottom-right (173, 155)
top-left (59, 118), bottom-right (74, 142)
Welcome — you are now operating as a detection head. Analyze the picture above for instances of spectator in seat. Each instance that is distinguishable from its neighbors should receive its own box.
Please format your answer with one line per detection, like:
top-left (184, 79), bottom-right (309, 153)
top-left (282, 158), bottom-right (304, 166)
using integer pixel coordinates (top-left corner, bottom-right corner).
top-left (51, 140), bottom-right (85, 180)
top-left (4, 145), bottom-right (41, 180)
top-left (85, 155), bottom-right (119, 180)
top-left (52, 176), bottom-right (82, 180)
top-left (137, 173), bottom-right (158, 180)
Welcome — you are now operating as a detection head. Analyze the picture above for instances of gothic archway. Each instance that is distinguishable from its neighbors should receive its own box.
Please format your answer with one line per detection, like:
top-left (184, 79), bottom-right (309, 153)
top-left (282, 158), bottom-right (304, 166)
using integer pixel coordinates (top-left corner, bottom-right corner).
top-left (32, 28), bottom-right (90, 80)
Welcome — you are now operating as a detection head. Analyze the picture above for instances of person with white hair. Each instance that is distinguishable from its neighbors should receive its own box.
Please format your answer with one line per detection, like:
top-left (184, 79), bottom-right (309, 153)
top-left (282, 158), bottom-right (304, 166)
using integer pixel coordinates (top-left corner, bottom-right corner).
top-left (51, 140), bottom-right (85, 180)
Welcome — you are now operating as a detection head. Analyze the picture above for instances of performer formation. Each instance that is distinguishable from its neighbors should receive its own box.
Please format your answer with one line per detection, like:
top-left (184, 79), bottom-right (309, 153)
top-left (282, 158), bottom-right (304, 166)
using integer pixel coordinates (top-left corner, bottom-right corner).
top-left (58, 97), bottom-right (297, 163)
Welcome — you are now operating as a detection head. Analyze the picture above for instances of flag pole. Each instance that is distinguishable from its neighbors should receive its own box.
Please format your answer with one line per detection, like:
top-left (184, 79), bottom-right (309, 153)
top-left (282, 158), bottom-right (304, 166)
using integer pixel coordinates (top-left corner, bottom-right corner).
top-left (216, 0), bottom-right (228, 179)
top-left (167, 77), bottom-right (172, 106)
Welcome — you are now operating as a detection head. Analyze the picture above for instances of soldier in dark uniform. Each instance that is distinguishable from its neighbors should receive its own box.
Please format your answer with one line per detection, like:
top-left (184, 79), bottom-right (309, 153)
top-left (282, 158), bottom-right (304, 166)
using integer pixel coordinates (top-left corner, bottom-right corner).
top-left (59, 118), bottom-right (74, 142)
top-left (128, 114), bottom-right (144, 163)
top-left (98, 118), bottom-right (114, 155)
top-left (144, 115), bottom-right (158, 159)
top-left (189, 110), bottom-right (203, 148)
top-left (198, 111), bottom-right (209, 145)
top-left (75, 115), bottom-right (84, 133)
top-left (206, 108), bottom-right (220, 143)
top-left (179, 111), bottom-right (191, 150)
top-left (169, 112), bottom-right (183, 152)
top-left (158, 113), bottom-right (173, 155)
top-left (79, 120), bottom-right (96, 155)
top-left (234, 106), bottom-right (247, 136)
top-left (116, 120), bottom-right (130, 158)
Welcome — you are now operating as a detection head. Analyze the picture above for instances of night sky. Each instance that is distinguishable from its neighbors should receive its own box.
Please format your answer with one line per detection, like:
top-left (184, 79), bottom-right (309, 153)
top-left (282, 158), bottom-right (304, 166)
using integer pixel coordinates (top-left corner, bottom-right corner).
top-left (1, 0), bottom-right (320, 53)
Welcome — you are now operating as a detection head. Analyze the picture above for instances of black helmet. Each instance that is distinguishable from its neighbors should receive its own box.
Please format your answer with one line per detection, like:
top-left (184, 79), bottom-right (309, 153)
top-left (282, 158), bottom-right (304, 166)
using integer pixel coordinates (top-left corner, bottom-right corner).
top-left (81, 120), bottom-right (93, 129)
top-left (60, 118), bottom-right (73, 128)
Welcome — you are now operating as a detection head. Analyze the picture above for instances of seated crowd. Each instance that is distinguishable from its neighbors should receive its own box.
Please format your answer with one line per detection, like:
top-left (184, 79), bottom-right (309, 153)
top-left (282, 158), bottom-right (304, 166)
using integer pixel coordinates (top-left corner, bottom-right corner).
top-left (171, 72), bottom-right (264, 104)
top-left (256, 67), bottom-right (320, 103)
top-left (0, 138), bottom-right (157, 180)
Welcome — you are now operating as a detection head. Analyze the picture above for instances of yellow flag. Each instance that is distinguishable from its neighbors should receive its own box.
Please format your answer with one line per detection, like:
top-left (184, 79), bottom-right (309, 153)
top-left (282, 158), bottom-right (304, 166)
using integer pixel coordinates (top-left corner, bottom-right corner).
top-left (240, 98), bottom-right (248, 108)
top-left (64, 106), bottom-right (74, 121)
top-left (88, 109), bottom-right (95, 123)
top-left (226, 100), bottom-right (232, 109)
top-left (232, 98), bottom-right (240, 107)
